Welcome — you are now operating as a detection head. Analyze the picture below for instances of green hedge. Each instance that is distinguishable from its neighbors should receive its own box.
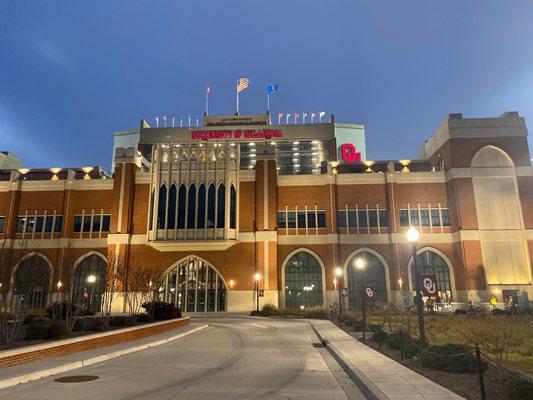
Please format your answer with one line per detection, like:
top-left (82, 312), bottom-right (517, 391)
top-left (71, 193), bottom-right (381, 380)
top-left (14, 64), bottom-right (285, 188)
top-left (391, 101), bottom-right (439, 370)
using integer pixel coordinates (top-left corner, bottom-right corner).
top-left (420, 343), bottom-right (484, 374)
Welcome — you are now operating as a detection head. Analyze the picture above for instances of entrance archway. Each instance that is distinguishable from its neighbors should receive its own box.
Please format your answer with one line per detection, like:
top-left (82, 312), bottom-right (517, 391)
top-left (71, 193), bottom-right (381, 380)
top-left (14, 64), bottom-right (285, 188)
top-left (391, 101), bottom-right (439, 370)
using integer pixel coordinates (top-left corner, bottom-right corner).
top-left (72, 253), bottom-right (107, 313)
top-left (159, 256), bottom-right (227, 312)
top-left (408, 249), bottom-right (453, 300)
top-left (345, 250), bottom-right (388, 310)
top-left (12, 253), bottom-right (52, 311)
top-left (283, 250), bottom-right (324, 309)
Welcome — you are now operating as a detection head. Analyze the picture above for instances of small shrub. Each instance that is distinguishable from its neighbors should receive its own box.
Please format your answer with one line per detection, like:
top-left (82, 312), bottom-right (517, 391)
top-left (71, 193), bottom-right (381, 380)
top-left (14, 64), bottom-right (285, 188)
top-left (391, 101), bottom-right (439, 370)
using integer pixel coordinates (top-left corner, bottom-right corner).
top-left (260, 303), bottom-right (279, 316)
top-left (45, 302), bottom-right (79, 320)
top-left (371, 326), bottom-right (389, 342)
top-left (454, 309), bottom-right (467, 315)
top-left (141, 302), bottom-right (181, 321)
top-left (250, 310), bottom-right (261, 316)
top-left (24, 324), bottom-right (46, 340)
top-left (420, 343), bottom-right (484, 373)
top-left (86, 319), bottom-right (106, 332)
top-left (23, 313), bottom-right (46, 325)
top-left (303, 307), bottom-right (329, 319)
top-left (77, 307), bottom-right (95, 317)
top-left (352, 319), bottom-right (364, 332)
top-left (109, 316), bottom-right (136, 328)
top-left (491, 308), bottom-right (507, 316)
top-left (42, 323), bottom-right (67, 340)
top-left (385, 332), bottom-right (421, 359)
top-left (504, 376), bottom-right (533, 400)
top-left (72, 318), bottom-right (85, 332)
top-left (135, 313), bottom-right (151, 323)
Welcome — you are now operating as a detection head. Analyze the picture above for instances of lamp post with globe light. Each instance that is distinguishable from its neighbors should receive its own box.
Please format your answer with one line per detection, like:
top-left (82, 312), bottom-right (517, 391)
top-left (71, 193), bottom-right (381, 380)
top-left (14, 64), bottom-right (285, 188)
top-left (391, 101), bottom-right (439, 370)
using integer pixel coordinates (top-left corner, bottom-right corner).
top-left (407, 226), bottom-right (426, 345)
top-left (254, 273), bottom-right (261, 313)
top-left (355, 257), bottom-right (367, 341)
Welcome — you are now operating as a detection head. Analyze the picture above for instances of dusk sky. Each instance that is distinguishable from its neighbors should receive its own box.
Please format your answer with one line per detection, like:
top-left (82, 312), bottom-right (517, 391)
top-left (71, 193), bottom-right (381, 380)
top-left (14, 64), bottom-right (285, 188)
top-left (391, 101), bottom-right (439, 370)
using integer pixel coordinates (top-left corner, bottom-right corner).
top-left (1, 1), bottom-right (532, 170)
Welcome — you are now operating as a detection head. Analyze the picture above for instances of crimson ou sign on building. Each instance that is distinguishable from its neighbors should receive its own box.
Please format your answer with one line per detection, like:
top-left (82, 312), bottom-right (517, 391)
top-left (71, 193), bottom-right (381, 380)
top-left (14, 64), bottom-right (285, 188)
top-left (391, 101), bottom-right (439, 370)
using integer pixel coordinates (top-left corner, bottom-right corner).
top-left (340, 143), bottom-right (362, 163)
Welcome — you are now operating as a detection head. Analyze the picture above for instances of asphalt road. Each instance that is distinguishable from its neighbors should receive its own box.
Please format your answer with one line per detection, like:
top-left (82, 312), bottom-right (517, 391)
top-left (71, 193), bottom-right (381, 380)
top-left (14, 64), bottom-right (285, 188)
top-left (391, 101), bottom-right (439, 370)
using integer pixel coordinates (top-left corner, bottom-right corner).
top-left (1, 317), bottom-right (367, 399)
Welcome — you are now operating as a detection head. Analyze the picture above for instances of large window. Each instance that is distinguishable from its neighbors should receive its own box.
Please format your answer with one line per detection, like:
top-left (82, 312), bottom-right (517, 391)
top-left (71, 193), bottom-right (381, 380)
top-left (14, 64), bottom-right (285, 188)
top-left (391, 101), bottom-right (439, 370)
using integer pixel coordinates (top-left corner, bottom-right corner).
top-left (347, 251), bottom-right (387, 310)
top-left (157, 185), bottom-right (167, 229)
top-left (230, 184), bottom-right (236, 229)
top-left (159, 256), bottom-right (227, 312)
top-left (18, 215), bottom-right (62, 234)
top-left (277, 210), bottom-right (326, 229)
top-left (399, 208), bottom-right (450, 227)
top-left (12, 254), bottom-right (51, 311)
top-left (411, 250), bottom-right (452, 299)
top-left (0, 216), bottom-right (5, 233)
top-left (73, 214), bottom-right (110, 233)
top-left (217, 184), bottom-right (225, 228)
top-left (72, 254), bottom-right (107, 313)
top-left (284, 251), bottom-right (323, 308)
top-left (337, 209), bottom-right (388, 229)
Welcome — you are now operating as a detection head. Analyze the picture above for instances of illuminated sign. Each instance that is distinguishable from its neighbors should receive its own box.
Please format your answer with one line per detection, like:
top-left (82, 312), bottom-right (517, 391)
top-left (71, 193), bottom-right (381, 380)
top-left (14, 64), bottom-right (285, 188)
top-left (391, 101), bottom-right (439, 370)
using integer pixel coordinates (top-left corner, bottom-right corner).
top-left (191, 129), bottom-right (283, 140)
top-left (204, 114), bottom-right (270, 126)
top-left (341, 143), bottom-right (362, 163)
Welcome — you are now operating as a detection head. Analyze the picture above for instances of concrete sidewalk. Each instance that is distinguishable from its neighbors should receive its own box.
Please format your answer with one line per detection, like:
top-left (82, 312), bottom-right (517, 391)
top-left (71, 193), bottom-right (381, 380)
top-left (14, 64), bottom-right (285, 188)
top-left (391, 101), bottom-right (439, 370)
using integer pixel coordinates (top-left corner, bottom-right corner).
top-left (311, 320), bottom-right (464, 400)
top-left (0, 322), bottom-right (208, 389)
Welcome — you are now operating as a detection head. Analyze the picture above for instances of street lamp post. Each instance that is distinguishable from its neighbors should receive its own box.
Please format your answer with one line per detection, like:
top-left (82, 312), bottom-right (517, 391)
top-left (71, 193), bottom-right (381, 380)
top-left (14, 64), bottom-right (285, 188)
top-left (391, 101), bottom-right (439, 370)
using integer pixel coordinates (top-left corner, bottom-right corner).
top-left (254, 273), bottom-right (261, 313)
top-left (355, 257), bottom-right (366, 341)
top-left (407, 226), bottom-right (426, 345)
top-left (335, 267), bottom-right (343, 317)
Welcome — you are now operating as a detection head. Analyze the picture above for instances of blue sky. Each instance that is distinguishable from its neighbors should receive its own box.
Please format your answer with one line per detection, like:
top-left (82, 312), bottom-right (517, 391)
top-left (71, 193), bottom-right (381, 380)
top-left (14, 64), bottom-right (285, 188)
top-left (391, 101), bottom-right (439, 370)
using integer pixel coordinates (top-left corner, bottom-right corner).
top-left (1, 1), bottom-right (532, 170)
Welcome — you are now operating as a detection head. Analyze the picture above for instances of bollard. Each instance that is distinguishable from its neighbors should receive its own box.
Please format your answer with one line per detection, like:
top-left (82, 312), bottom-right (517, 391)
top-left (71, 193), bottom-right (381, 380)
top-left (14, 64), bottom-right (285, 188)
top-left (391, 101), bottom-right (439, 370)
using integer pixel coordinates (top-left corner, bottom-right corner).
top-left (399, 329), bottom-right (404, 360)
top-left (474, 343), bottom-right (487, 400)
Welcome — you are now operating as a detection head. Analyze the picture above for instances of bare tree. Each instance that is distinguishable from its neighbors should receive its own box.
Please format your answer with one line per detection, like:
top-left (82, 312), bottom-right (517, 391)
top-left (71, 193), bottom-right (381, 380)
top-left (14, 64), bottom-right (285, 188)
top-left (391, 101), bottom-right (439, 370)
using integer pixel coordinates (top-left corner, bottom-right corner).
top-left (100, 252), bottom-right (120, 329)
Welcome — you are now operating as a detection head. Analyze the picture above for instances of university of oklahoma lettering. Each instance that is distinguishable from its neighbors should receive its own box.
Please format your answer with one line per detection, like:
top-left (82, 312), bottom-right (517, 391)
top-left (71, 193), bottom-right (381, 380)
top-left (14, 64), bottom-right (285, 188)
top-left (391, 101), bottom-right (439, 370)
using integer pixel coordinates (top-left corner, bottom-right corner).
top-left (191, 129), bottom-right (283, 140)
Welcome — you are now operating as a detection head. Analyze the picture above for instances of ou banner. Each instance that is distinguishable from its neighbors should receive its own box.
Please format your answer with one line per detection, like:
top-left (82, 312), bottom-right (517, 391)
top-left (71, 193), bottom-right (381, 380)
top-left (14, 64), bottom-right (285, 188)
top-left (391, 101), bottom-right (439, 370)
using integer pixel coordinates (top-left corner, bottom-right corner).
top-left (364, 284), bottom-right (374, 299)
top-left (420, 275), bottom-right (438, 297)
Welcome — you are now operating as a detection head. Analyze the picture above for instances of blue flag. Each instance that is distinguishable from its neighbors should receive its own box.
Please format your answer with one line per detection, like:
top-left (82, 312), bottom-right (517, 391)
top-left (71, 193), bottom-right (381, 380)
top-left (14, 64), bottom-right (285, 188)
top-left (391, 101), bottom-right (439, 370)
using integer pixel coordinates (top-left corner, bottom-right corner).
top-left (267, 84), bottom-right (279, 95)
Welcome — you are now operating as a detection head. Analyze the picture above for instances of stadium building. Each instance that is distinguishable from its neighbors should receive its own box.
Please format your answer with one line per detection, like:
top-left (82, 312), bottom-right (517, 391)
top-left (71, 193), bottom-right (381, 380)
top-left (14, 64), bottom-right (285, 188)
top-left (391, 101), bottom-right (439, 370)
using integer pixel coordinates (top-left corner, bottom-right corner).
top-left (0, 111), bottom-right (532, 313)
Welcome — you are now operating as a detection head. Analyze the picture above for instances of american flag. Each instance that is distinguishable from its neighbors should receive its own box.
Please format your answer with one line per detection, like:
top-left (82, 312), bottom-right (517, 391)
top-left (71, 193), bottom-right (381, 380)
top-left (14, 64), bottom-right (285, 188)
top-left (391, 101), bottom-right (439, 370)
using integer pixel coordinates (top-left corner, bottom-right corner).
top-left (237, 77), bottom-right (250, 92)
top-left (206, 85), bottom-right (212, 95)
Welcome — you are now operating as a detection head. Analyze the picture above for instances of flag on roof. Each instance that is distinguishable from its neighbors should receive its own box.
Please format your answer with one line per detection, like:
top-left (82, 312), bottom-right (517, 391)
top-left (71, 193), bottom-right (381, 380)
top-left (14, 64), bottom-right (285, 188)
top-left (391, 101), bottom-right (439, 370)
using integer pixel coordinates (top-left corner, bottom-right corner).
top-left (319, 111), bottom-right (326, 118)
top-left (237, 77), bottom-right (250, 92)
top-left (206, 85), bottom-right (212, 95)
top-left (267, 83), bottom-right (279, 95)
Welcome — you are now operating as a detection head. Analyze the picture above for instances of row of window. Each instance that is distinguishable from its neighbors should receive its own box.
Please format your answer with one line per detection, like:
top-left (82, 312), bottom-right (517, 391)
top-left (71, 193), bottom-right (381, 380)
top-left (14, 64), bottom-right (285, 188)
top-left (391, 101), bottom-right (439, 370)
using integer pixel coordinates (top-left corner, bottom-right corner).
top-left (73, 215), bottom-right (111, 233)
top-left (17, 215), bottom-right (63, 234)
top-left (337, 210), bottom-right (388, 228)
top-left (152, 183), bottom-right (236, 231)
top-left (399, 208), bottom-right (450, 227)
top-left (277, 211), bottom-right (327, 229)
top-left (0, 217), bottom-right (4, 233)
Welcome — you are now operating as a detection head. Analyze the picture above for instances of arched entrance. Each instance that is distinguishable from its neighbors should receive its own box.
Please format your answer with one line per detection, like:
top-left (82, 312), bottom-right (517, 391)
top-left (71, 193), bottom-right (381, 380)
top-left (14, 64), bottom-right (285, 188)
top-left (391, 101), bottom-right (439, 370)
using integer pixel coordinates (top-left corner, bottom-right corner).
top-left (72, 253), bottom-right (107, 313)
top-left (409, 249), bottom-right (452, 300)
top-left (283, 250), bottom-right (324, 309)
top-left (159, 256), bottom-right (227, 312)
top-left (346, 250), bottom-right (388, 310)
top-left (12, 253), bottom-right (52, 311)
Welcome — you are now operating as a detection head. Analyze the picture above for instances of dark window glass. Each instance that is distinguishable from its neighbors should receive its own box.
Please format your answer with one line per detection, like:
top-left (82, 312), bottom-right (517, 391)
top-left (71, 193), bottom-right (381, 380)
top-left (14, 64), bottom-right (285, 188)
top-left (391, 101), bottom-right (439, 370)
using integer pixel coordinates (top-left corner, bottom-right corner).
top-left (197, 184), bottom-right (206, 229)
top-left (411, 250), bottom-right (452, 299)
top-left (35, 216), bottom-right (44, 233)
top-left (157, 185), bottom-right (167, 229)
top-left (26, 216), bottom-right (35, 233)
top-left (217, 184), bottom-right (225, 228)
top-left (317, 211), bottom-right (326, 227)
top-left (0, 216), bottom-right (4, 233)
top-left (348, 251), bottom-right (387, 311)
top-left (277, 212), bottom-right (286, 228)
top-left (168, 184), bottom-right (177, 229)
top-left (230, 185), bottom-right (236, 229)
top-left (348, 211), bottom-right (357, 227)
top-left (72, 254), bottom-right (107, 313)
top-left (368, 210), bottom-right (378, 227)
top-left (101, 215), bottom-right (110, 231)
top-left (44, 215), bottom-right (53, 233)
top-left (399, 210), bottom-right (409, 227)
top-left (74, 215), bottom-right (82, 232)
top-left (17, 217), bottom-right (26, 233)
top-left (337, 211), bottom-right (346, 228)
top-left (410, 209), bottom-right (420, 226)
top-left (187, 184), bottom-right (196, 229)
top-left (12, 254), bottom-right (50, 310)
top-left (178, 184), bottom-right (187, 229)
top-left (207, 184), bottom-right (215, 228)
top-left (297, 211), bottom-right (306, 228)
top-left (149, 191), bottom-right (154, 230)
top-left (287, 211), bottom-right (296, 228)
top-left (358, 211), bottom-right (367, 228)
top-left (441, 209), bottom-right (450, 226)
top-left (83, 215), bottom-right (92, 232)
top-left (307, 211), bottom-right (316, 228)
top-left (54, 216), bottom-right (62, 233)
top-left (420, 209), bottom-right (430, 227)
top-left (285, 251), bottom-right (323, 308)
top-left (92, 215), bottom-right (101, 232)
top-left (379, 210), bottom-right (388, 227)
top-left (431, 209), bottom-right (440, 226)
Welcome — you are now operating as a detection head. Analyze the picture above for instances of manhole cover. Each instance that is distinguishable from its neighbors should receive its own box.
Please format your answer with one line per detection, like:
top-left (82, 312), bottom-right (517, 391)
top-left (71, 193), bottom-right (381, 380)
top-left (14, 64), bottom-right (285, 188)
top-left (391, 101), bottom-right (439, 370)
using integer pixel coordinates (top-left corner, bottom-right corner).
top-left (54, 375), bottom-right (100, 383)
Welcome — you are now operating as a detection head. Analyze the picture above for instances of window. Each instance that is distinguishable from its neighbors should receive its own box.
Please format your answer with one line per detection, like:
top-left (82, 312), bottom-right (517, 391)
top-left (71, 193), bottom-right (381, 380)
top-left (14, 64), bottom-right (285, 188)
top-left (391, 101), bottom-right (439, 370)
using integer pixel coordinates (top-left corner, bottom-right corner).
top-left (338, 209), bottom-right (388, 229)
top-left (168, 184), bottom-right (177, 229)
top-left (297, 211), bottom-right (306, 228)
top-left (73, 214), bottom-right (109, 232)
top-left (157, 185), bottom-right (167, 229)
top-left (368, 210), bottom-right (377, 227)
top-left (0, 216), bottom-right (5, 233)
top-left (197, 184), bottom-right (206, 229)
top-left (207, 184), bottom-right (216, 228)
top-left (217, 184), bottom-right (225, 228)
top-left (187, 184), bottom-right (196, 229)
top-left (178, 184), bottom-right (187, 229)
top-left (379, 210), bottom-right (388, 227)
top-left (317, 211), bottom-right (326, 228)
top-left (277, 211), bottom-right (286, 228)
top-left (307, 212), bottom-right (316, 228)
top-left (348, 211), bottom-right (357, 227)
top-left (399, 208), bottom-right (450, 227)
top-left (230, 185), bottom-right (236, 229)
top-left (337, 211), bottom-right (346, 228)
top-left (18, 215), bottom-right (63, 233)
top-left (287, 211), bottom-right (296, 228)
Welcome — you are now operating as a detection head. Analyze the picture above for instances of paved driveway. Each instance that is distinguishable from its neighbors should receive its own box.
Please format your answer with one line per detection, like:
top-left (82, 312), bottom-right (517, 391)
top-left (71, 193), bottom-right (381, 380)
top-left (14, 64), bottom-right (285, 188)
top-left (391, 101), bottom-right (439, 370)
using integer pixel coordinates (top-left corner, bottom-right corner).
top-left (1, 317), bottom-right (365, 399)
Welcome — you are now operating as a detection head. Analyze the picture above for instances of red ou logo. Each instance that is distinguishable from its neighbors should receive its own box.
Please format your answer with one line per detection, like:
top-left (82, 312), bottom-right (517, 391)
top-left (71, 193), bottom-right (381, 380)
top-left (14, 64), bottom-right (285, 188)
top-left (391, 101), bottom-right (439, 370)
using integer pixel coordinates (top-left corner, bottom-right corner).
top-left (341, 143), bottom-right (362, 163)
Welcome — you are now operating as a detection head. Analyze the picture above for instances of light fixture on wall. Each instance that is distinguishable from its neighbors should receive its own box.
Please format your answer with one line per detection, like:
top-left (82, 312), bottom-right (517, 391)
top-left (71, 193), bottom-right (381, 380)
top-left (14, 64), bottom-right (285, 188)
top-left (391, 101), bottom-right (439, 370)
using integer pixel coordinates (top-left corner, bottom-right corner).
top-left (399, 160), bottom-right (411, 173)
top-left (82, 167), bottom-right (93, 180)
top-left (86, 274), bottom-right (97, 283)
top-left (50, 167), bottom-right (61, 181)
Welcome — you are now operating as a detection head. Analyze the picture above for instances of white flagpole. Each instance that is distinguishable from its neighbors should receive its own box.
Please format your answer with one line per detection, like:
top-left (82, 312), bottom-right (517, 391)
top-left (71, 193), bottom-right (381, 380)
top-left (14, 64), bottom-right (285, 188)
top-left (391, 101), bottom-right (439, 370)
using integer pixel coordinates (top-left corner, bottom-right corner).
top-left (311, 114), bottom-right (315, 123)
top-left (206, 89), bottom-right (209, 115)
top-left (188, 116), bottom-right (191, 126)
top-left (180, 116), bottom-right (183, 127)
top-left (303, 113), bottom-right (307, 123)
top-left (155, 116), bottom-right (159, 127)
top-left (236, 80), bottom-right (239, 115)
top-left (267, 93), bottom-right (270, 113)
top-left (172, 116), bottom-right (175, 127)
top-left (196, 115), bottom-right (199, 126)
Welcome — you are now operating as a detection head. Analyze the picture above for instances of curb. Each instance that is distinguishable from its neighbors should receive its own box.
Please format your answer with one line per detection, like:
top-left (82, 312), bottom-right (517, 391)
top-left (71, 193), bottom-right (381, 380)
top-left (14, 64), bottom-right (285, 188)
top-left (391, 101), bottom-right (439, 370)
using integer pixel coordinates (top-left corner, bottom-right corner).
top-left (0, 324), bottom-right (209, 390)
top-left (309, 322), bottom-right (388, 400)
